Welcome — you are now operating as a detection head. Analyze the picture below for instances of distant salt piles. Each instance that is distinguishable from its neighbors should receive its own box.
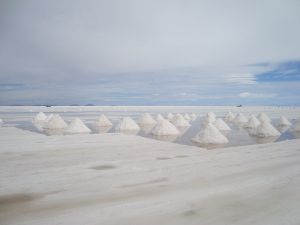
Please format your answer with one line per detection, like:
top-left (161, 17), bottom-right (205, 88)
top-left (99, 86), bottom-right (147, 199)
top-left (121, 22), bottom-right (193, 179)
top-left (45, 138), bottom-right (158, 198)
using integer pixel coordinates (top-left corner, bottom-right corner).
top-left (115, 117), bottom-right (140, 132)
top-left (214, 118), bottom-right (231, 131)
top-left (138, 113), bottom-right (157, 125)
top-left (92, 114), bottom-right (112, 129)
top-left (233, 113), bottom-right (248, 124)
top-left (277, 116), bottom-right (291, 126)
top-left (224, 112), bottom-right (235, 121)
top-left (190, 113), bottom-right (197, 121)
top-left (192, 123), bottom-right (228, 144)
top-left (155, 114), bottom-right (164, 122)
top-left (202, 112), bottom-right (216, 125)
top-left (166, 113), bottom-right (174, 121)
top-left (43, 114), bottom-right (68, 135)
top-left (257, 112), bottom-right (271, 123)
top-left (152, 119), bottom-right (180, 136)
top-left (183, 113), bottom-right (191, 121)
top-left (250, 121), bottom-right (280, 138)
top-left (66, 117), bottom-right (91, 134)
top-left (172, 114), bottom-right (190, 127)
top-left (244, 115), bottom-right (260, 128)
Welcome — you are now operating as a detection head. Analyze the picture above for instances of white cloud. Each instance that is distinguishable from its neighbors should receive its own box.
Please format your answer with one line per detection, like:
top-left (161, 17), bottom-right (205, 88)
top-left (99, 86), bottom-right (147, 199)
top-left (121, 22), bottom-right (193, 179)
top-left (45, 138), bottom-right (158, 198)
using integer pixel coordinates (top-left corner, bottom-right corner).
top-left (239, 92), bottom-right (277, 98)
top-left (225, 73), bottom-right (257, 85)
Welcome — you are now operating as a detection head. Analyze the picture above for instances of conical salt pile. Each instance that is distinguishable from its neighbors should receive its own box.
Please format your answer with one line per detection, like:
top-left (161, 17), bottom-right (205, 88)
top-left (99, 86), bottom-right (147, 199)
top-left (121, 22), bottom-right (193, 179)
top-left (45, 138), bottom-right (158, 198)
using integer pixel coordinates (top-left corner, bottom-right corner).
top-left (183, 113), bottom-right (191, 121)
top-left (32, 112), bottom-right (47, 131)
top-left (207, 112), bottom-right (216, 121)
top-left (245, 115), bottom-right (260, 128)
top-left (155, 114), bottom-right (164, 122)
top-left (34, 112), bottom-right (47, 121)
top-left (202, 113), bottom-right (216, 125)
top-left (45, 114), bottom-right (54, 122)
top-left (172, 114), bottom-right (190, 127)
top-left (66, 117), bottom-right (91, 134)
top-left (115, 117), bottom-right (140, 131)
top-left (44, 114), bottom-right (68, 130)
top-left (190, 113), bottom-right (197, 121)
top-left (233, 113), bottom-right (248, 124)
top-left (152, 119), bottom-right (180, 136)
top-left (214, 118), bottom-right (231, 131)
top-left (277, 116), bottom-right (291, 126)
top-left (138, 113), bottom-right (157, 125)
top-left (166, 113), bottom-right (174, 121)
top-left (292, 118), bottom-right (300, 132)
top-left (92, 114), bottom-right (112, 128)
top-left (251, 121), bottom-right (280, 138)
top-left (257, 112), bottom-right (271, 123)
top-left (224, 112), bottom-right (235, 121)
top-left (192, 123), bottom-right (228, 144)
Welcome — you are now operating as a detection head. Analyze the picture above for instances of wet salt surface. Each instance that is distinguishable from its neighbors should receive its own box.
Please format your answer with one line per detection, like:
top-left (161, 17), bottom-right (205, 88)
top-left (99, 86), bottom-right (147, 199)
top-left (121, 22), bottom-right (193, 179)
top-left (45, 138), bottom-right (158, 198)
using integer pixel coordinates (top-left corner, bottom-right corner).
top-left (10, 117), bottom-right (300, 149)
top-left (137, 118), bottom-right (299, 149)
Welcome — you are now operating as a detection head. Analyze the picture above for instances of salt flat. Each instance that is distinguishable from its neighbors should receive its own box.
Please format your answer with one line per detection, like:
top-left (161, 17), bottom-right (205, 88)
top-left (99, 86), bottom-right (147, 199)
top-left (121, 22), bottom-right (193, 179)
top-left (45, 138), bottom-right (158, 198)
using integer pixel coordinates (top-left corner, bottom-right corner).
top-left (1, 106), bottom-right (300, 225)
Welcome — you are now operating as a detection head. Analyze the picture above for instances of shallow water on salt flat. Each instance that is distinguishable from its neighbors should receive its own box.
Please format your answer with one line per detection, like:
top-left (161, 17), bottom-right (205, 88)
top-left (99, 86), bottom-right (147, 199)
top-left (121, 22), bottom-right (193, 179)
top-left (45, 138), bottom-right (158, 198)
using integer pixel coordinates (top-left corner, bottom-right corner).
top-left (137, 117), bottom-right (299, 149)
top-left (7, 114), bottom-right (300, 149)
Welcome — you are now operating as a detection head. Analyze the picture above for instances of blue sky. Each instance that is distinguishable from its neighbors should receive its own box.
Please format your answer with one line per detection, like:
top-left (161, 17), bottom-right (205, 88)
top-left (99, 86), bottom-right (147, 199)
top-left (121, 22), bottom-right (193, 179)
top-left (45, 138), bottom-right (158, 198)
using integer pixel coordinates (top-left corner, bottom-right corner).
top-left (0, 0), bottom-right (300, 105)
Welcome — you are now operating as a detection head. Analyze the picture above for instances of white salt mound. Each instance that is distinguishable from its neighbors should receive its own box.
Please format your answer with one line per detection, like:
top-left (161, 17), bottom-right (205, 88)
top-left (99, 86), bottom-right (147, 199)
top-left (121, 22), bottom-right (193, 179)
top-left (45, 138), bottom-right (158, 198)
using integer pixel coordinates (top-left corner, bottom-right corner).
top-left (166, 113), bottom-right (174, 121)
top-left (257, 112), bottom-right (271, 123)
top-left (115, 117), bottom-right (140, 131)
top-left (32, 112), bottom-right (48, 131)
top-left (251, 121), bottom-right (280, 138)
top-left (45, 114), bottom-right (54, 122)
top-left (202, 113), bottom-right (216, 125)
top-left (172, 114), bottom-right (190, 127)
top-left (152, 119), bottom-right (180, 136)
top-left (277, 116), bottom-right (291, 126)
top-left (214, 118), bottom-right (231, 131)
top-left (190, 113), bottom-right (197, 121)
top-left (138, 113), bottom-right (157, 125)
top-left (92, 114), bottom-right (112, 128)
top-left (44, 114), bottom-right (68, 130)
top-left (207, 112), bottom-right (216, 121)
top-left (192, 123), bottom-right (228, 144)
top-left (183, 113), bottom-right (191, 121)
top-left (224, 112), bottom-right (235, 121)
top-left (155, 114), bottom-right (164, 122)
top-left (0, 118), bottom-right (2, 126)
top-left (233, 113), bottom-right (248, 124)
top-left (245, 115), bottom-right (261, 128)
top-left (66, 117), bottom-right (91, 134)
top-left (34, 112), bottom-right (47, 121)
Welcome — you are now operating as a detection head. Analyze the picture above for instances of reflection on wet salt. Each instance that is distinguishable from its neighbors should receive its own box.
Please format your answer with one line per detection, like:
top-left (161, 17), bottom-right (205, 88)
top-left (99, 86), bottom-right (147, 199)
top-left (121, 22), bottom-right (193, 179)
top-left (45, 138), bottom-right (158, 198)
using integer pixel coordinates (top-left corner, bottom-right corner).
top-left (93, 126), bottom-right (112, 134)
top-left (276, 125), bottom-right (290, 134)
top-left (253, 136), bottom-right (279, 144)
top-left (43, 129), bottom-right (65, 136)
top-left (292, 131), bottom-right (300, 139)
top-left (120, 130), bottom-right (140, 135)
top-left (151, 134), bottom-right (179, 142)
top-left (177, 127), bottom-right (190, 136)
top-left (140, 124), bottom-right (156, 135)
top-left (192, 142), bottom-right (227, 149)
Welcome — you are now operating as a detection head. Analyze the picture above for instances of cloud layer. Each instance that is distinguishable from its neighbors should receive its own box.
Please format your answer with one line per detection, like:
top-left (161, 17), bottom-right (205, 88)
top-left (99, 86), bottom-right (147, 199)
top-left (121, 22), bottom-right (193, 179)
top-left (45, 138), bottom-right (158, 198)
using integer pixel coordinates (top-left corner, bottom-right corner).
top-left (0, 0), bottom-right (300, 105)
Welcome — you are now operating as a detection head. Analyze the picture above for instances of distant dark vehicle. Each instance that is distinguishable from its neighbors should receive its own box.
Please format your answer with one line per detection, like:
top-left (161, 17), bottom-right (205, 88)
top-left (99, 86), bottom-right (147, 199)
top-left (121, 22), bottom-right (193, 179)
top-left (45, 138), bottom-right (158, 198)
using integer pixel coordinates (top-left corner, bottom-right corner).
top-left (45, 105), bottom-right (51, 107)
top-left (85, 104), bottom-right (95, 106)
top-left (236, 104), bottom-right (242, 107)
